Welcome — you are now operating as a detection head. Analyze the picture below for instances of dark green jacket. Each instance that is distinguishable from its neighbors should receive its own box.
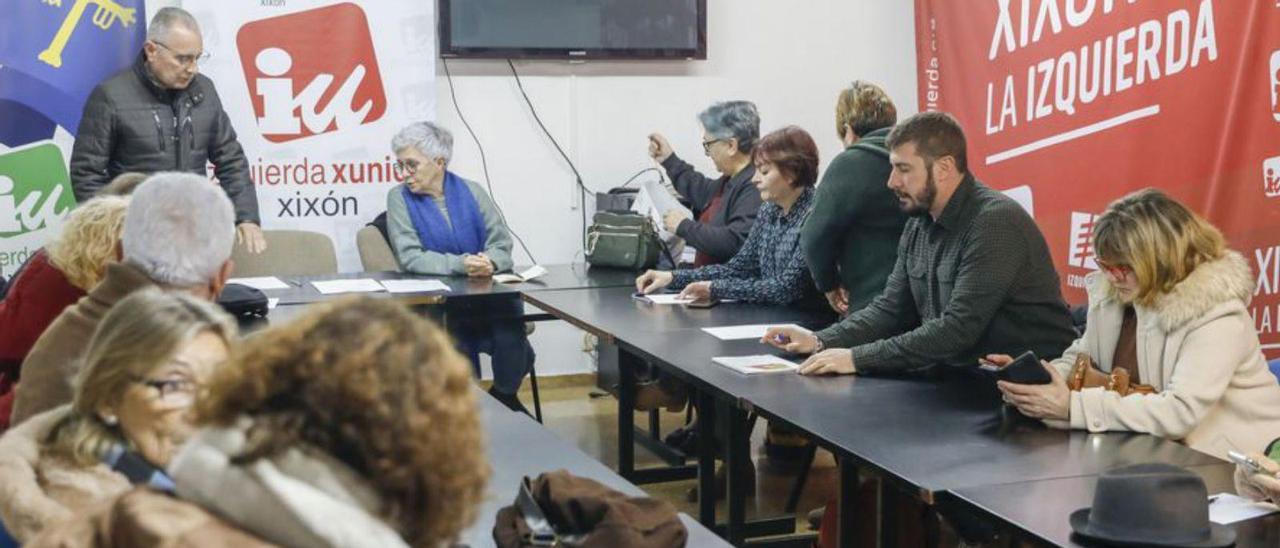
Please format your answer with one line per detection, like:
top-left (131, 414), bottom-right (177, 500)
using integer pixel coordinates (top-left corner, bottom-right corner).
top-left (800, 127), bottom-right (906, 312)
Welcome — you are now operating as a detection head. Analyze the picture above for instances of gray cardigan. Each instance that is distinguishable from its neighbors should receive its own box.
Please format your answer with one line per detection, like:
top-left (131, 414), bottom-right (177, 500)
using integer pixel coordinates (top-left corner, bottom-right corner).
top-left (385, 178), bottom-right (513, 276)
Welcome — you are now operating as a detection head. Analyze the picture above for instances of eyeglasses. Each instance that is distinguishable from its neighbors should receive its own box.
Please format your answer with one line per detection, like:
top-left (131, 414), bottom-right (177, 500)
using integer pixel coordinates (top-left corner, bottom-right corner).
top-left (152, 40), bottom-right (210, 66)
top-left (1093, 258), bottom-right (1132, 280)
top-left (395, 159), bottom-right (420, 175)
top-left (701, 138), bottom-right (724, 153)
top-left (132, 375), bottom-right (199, 407)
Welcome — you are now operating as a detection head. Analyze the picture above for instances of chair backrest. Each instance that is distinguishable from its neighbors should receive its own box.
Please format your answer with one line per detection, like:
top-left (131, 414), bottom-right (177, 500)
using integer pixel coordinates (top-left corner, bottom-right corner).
top-left (230, 230), bottom-right (338, 277)
top-left (357, 225), bottom-right (399, 272)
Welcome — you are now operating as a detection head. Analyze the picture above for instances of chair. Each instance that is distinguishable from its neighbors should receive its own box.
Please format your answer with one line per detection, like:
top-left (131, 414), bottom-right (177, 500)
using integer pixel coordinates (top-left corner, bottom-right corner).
top-left (357, 225), bottom-right (399, 272)
top-left (229, 230), bottom-right (338, 277)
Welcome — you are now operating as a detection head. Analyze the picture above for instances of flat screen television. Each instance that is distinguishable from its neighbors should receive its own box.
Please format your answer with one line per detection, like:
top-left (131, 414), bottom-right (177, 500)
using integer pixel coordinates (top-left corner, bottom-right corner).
top-left (439, 0), bottom-right (706, 60)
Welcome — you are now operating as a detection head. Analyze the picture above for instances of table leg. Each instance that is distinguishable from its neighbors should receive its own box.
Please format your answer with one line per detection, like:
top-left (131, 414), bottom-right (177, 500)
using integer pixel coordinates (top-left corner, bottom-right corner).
top-left (696, 390), bottom-right (717, 527)
top-left (724, 400), bottom-right (749, 545)
top-left (838, 456), bottom-right (861, 548)
top-left (878, 477), bottom-right (896, 548)
top-left (616, 347), bottom-right (639, 479)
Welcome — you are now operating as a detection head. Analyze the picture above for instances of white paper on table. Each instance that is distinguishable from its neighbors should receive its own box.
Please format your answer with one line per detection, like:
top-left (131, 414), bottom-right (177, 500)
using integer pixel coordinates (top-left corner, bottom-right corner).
top-left (379, 279), bottom-right (451, 293)
top-left (310, 279), bottom-right (387, 295)
top-left (641, 294), bottom-right (695, 305)
top-left (267, 298), bottom-right (279, 310)
top-left (702, 323), bottom-right (802, 341)
top-left (712, 355), bottom-right (799, 375)
top-left (494, 265), bottom-right (549, 284)
top-left (227, 276), bottom-right (290, 290)
top-left (1208, 493), bottom-right (1279, 524)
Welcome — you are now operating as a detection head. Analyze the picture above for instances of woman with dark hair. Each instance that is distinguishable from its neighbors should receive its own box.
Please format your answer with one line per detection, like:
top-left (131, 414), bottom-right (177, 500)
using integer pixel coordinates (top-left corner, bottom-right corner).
top-left (636, 125), bottom-right (823, 307)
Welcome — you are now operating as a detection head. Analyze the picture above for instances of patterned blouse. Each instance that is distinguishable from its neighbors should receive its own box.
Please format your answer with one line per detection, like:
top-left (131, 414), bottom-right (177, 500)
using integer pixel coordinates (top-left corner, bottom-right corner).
top-left (671, 188), bottom-right (816, 305)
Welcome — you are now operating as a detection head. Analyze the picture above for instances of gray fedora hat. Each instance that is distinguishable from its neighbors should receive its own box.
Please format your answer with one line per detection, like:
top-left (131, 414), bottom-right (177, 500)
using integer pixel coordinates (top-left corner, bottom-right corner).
top-left (1070, 463), bottom-right (1235, 547)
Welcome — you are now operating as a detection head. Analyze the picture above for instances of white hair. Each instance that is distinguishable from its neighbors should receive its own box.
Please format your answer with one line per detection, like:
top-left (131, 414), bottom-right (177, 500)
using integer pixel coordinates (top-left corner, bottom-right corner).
top-left (122, 173), bottom-right (234, 288)
top-left (391, 121), bottom-right (453, 164)
top-left (147, 7), bottom-right (201, 43)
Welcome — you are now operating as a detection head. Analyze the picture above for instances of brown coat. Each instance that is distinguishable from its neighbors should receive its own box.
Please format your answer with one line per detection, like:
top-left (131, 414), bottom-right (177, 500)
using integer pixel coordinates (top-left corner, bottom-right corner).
top-left (0, 407), bottom-right (130, 542)
top-left (11, 263), bottom-right (156, 425)
top-left (26, 488), bottom-right (277, 548)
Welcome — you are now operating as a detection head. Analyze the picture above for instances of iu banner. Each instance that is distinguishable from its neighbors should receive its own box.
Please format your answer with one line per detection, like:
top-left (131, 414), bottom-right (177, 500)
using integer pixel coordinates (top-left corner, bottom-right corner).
top-left (0, 0), bottom-right (145, 278)
top-left (187, 0), bottom-right (435, 270)
top-left (914, 0), bottom-right (1280, 353)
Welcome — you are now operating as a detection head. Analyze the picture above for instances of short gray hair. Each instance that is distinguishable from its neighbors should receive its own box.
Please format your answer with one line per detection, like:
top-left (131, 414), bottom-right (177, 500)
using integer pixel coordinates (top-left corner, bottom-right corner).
top-left (698, 101), bottom-right (760, 154)
top-left (391, 122), bottom-right (453, 164)
top-left (122, 173), bottom-right (235, 288)
top-left (147, 7), bottom-right (201, 43)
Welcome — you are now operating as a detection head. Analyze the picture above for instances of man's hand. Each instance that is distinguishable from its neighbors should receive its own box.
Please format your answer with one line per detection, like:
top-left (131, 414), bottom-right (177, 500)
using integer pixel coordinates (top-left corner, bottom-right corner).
top-left (463, 254), bottom-right (495, 278)
top-left (236, 223), bottom-right (267, 254)
top-left (648, 133), bottom-right (674, 163)
top-left (761, 325), bottom-right (819, 354)
top-left (635, 270), bottom-right (674, 294)
top-left (825, 287), bottom-right (850, 315)
top-left (798, 349), bottom-right (856, 376)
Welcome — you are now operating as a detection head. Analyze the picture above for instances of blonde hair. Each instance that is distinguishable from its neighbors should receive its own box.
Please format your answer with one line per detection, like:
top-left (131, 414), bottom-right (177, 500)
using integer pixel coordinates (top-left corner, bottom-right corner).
top-left (45, 196), bottom-right (130, 291)
top-left (1092, 188), bottom-right (1226, 306)
top-left (196, 297), bottom-right (488, 547)
top-left (46, 289), bottom-right (236, 466)
top-left (835, 81), bottom-right (896, 140)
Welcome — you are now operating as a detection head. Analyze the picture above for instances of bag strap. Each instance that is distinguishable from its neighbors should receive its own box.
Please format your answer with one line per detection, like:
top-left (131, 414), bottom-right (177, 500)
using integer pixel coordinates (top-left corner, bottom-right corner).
top-left (516, 476), bottom-right (587, 547)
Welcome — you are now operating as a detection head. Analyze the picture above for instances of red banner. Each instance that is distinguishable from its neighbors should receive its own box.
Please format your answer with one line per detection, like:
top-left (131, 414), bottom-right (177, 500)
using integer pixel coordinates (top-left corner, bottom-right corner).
top-left (914, 0), bottom-right (1280, 355)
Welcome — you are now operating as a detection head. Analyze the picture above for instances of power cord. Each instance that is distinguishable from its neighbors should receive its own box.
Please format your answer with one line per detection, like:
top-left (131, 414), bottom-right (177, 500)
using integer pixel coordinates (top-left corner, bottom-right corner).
top-left (441, 57), bottom-right (538, 264)
top-left (507, 58), bottom-right (590, 249)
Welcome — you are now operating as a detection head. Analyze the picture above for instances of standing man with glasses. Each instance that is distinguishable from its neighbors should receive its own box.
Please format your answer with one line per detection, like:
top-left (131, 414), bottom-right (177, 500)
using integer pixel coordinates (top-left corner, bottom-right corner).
top-left (70, 7), bottom-right (265, 253)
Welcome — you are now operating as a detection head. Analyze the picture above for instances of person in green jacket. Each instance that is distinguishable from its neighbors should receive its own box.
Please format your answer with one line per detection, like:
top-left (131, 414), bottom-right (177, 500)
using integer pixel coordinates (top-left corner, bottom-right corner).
top-left (800, 81), bottom-right (907, 315)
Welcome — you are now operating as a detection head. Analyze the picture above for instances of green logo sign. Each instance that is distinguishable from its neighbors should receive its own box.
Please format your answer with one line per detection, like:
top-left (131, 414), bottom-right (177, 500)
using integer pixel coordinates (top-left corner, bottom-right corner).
top-left (0, 142), bottom-right (75, 239)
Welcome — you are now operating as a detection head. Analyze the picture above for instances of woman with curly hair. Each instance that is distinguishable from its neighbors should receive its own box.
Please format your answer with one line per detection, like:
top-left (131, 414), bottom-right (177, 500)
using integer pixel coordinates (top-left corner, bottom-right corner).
top-left (0, 195), bottom-right (130, 431)
top-left (31, 296), bottom-right (489, 547)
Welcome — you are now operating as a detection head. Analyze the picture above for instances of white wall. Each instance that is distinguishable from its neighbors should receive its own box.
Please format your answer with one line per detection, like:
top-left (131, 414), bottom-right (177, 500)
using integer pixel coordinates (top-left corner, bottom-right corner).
top-left (436, 0), bottom-right (919, 267)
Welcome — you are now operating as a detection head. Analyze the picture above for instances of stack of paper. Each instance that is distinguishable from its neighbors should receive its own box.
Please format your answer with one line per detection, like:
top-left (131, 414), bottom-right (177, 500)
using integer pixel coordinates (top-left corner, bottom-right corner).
top-left (702, 323), bottom-right (802, 341)
top-left (639, 294), bottom-right (695, 305)
top-left (379, 279), bottom-right (451, 293)
top-left (310, 279), bottom-right (387, 295)
top-left (227, 276), bottom-right (290, 290)
top-left (494, 265), bottom-right (549, 284)
top-left (712, 355), bottom-right (799, 375)
top-left (1208, 493), bottom-right (1279, 524)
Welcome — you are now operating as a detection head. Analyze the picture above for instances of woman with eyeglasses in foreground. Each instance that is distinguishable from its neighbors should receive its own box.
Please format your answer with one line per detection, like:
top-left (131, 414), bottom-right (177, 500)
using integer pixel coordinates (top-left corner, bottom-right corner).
top-left (30, 296), bottom-right (488, 548)
top-left (0, 289), bottom-right (233, 543)
top-left (991, 188), bottom-right (1280, 460)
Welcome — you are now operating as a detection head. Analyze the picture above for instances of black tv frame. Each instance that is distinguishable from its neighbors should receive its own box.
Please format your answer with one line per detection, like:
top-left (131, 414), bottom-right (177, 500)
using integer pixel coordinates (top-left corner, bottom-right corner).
top-left (438, 0), bottom-right (707, 60)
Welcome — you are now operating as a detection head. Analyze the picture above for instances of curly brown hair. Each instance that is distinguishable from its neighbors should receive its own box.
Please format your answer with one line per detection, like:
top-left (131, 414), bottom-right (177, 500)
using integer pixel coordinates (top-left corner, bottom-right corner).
top-left (195, 297), bottom-right (488, 546)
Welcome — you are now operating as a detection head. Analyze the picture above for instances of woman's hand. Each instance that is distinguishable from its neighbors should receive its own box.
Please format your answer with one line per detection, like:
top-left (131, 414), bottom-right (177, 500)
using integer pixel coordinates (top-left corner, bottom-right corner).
top-left (761, 325), bottom-right (819, 354)
top-left (678, 281), bottom-right (712, 302)
top-left (1234, 452), bottom-right (1280, 504)
top-left (635, 270), bottom-right (674, 294)
top-left (997, 361), bottom-right (1070, 420)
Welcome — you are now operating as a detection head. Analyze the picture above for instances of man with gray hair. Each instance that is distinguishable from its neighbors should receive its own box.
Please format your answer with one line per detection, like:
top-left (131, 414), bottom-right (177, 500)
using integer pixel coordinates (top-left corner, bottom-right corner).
top-left (11, 173), bottom-right (237, 425)
top-left (69, 6), bottom-right (265, 253)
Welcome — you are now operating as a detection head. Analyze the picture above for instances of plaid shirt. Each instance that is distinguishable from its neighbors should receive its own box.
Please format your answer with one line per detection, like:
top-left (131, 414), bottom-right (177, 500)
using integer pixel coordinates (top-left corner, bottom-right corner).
top-left (815, 176), bottom-right (1076, 374)
top-left (672, 188), bottom-right (817, 305)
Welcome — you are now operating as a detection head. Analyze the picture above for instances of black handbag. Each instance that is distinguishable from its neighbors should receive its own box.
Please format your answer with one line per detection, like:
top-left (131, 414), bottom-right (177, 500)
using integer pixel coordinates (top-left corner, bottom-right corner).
top-left (216, 283), bottom-right (269, 326)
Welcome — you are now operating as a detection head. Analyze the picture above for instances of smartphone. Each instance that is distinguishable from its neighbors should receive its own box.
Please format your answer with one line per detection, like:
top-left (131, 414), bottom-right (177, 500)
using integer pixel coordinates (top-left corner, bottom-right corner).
top-left (986, 351), bottom-right (1052, 385)
top-left (686, 298), bottom-right (720, 309)
top-left (1230, 450), bottom-right (1266, 476)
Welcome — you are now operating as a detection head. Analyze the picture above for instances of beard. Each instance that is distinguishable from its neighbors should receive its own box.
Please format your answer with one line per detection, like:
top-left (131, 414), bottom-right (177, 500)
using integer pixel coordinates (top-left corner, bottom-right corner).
top-left (896, 169), bottom-right (938, 216)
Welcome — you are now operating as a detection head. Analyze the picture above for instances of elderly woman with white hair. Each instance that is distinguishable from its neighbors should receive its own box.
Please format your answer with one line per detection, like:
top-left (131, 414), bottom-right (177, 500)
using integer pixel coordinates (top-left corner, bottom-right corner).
top-left (648, 100), bottom-right (763, 265)
top-left (386, 121), bottom-right (533, 414)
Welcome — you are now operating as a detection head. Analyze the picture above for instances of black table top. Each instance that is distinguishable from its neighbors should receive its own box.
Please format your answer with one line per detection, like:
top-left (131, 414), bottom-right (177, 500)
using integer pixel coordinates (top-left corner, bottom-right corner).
top-left (521, 286), bottom-right (1221, 501)
top-left (950, 463), bottom-right (1280, 547)
top-left (463, 391), bottom-right (728, 547)
top-left (233, 264), bottom-right (636, 305)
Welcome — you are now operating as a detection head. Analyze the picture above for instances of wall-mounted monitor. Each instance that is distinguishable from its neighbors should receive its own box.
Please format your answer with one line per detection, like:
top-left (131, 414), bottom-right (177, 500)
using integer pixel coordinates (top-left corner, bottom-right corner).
top-left (439, 0), bottom-right (707, 60)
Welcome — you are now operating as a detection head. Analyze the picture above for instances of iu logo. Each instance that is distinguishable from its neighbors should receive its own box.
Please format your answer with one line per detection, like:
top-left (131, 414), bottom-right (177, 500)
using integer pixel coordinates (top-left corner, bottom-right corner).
top-left (1265, 156), bottom-right (1280, 198)
top-left (237, 3), bottom-right (387, 143)
top-left (1067, 211), bottom-right (1100, 270)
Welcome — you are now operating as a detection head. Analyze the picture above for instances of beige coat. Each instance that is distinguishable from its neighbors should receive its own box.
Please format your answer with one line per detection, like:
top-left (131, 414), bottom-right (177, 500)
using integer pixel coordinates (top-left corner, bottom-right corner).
top-left (26, 488), bottom-right (277, 548)
top-left (12, 263), bottom-right (156, 425)
top-left (0, 407), bottom-right (130, 542)
top-left (1047, 252), bottom-right (1280, 459)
